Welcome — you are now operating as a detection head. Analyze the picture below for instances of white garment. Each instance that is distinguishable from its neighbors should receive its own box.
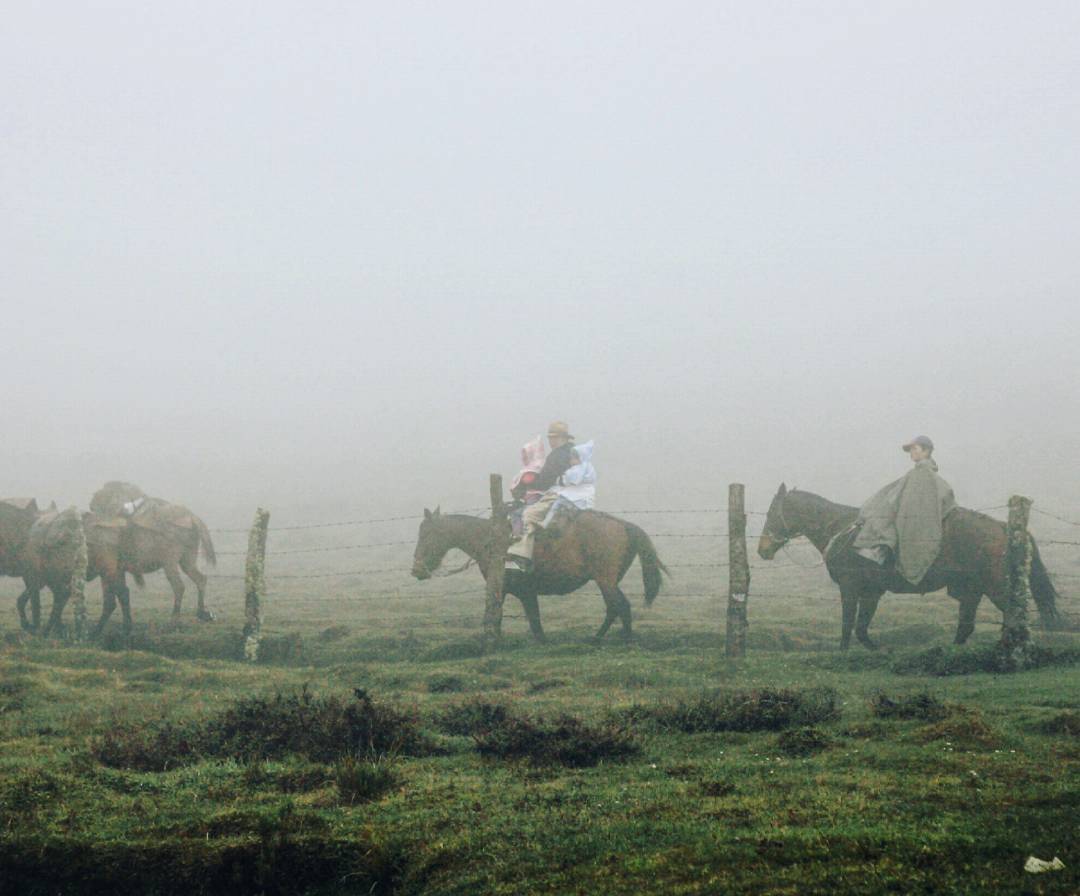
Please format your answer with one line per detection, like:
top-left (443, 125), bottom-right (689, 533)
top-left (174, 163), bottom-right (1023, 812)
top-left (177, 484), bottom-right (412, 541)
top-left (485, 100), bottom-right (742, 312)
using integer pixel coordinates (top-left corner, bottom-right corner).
top-left (553, 441), bottom-right (596, 509)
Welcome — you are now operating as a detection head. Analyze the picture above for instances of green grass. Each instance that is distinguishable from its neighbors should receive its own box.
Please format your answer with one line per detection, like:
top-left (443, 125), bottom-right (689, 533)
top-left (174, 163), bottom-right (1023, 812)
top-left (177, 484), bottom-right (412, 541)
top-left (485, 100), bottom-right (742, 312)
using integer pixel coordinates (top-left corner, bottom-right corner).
top-left (1, 532), bottom-right (1077, 894)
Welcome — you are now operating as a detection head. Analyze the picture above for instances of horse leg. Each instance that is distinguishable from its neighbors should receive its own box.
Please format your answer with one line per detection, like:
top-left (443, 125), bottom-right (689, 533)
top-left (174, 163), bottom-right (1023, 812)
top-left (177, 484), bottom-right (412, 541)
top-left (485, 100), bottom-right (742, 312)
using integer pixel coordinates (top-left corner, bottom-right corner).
top-left (593, 586), bottom-right (622, 642)
top-left (180, 552), bottom-right (213, 622)
top-left (93, 584), bottom-right (118, 638)
top-left (954, 594), bottom-right (981, 644)
top-left (42, 586), bottom-right (71, 638)
top-left (516, 591), bottom-right (547, 643)
top-left (839, 588), bottom-right (858, 650)
top-left (163, 560), bottom-right (185, 619)
top-left (16, 585), bottom-right (39, 633)
top-left (855, 592), bottom-right (883, 651)
top-left (614, 587), bottom-right (633, 641)
top-left (116, 583), bottom-right (134, 638)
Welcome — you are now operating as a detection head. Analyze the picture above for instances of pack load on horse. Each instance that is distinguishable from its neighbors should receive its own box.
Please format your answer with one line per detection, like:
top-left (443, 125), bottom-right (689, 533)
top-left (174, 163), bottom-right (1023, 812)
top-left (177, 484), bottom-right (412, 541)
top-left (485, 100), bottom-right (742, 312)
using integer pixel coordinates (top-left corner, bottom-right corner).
top-left (0, 498), bottom-right (87, 635)
top-left (757, 440), bottom-right (1063, 650)
top-left (852, 436), bottom-right (957, 584)
top-left (80, 481), bottom-right (218, 636)
top-left (507, 422), bottom-right (593, 573)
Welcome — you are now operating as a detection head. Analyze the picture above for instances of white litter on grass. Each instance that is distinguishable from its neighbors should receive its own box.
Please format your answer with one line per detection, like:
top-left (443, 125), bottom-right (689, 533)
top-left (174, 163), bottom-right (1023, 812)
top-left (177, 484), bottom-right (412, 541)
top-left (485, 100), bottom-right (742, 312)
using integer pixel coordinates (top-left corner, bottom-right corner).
top-left (1024, 856), bottom-right (1065, 874)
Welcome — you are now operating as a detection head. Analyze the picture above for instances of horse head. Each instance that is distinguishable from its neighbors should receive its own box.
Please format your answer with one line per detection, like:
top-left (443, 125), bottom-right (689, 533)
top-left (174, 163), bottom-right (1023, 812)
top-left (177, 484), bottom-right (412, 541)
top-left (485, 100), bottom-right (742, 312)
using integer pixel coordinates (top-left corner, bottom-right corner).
top-left (411, 506), bottom-right (446, 580)
top-left (758, 483), bottom-right (800, 559)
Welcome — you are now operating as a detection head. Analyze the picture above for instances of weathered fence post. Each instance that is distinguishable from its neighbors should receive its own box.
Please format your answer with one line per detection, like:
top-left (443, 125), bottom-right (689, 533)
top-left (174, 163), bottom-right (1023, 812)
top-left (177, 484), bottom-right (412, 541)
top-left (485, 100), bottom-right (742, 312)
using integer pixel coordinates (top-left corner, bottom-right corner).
top-left (725, 483), bottom-right (750, 657)
top-left (483, 474), bottom-right (510, 649)
top-left (70, 514), bottom-right (88, 643)
top-left (243, 508), bottom-right (270, 662)
top-left (998, 494), bottom-right (1033, 670)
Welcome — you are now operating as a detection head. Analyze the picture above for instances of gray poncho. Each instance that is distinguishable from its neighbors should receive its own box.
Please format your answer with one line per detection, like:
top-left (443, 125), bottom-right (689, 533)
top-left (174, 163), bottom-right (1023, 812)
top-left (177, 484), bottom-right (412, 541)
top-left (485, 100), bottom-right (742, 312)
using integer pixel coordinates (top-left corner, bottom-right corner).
top-left (853, 459), bottom-right (956, 585)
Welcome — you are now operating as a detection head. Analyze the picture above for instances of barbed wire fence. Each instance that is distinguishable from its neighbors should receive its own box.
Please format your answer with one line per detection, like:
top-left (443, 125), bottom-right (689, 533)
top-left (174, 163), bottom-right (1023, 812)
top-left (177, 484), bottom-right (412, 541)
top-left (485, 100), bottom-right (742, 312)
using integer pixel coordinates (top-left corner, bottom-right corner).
top-left (199, 496), bottom-right (1080, 640)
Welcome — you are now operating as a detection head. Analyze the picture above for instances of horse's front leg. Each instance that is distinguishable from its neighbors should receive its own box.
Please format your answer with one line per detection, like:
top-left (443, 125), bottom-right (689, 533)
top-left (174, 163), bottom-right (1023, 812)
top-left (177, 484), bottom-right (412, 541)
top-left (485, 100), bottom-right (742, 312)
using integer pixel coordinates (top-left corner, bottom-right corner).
top-left (515, 591), bottom-right (547, 643)
top-left (952, 593), bottom-right (981, 644)
top-left (855, 591), bottom-right (883, 650)
top-left (16, 585), bottom-right (40, 633)
top-left (839, 587), bottom-right (858, 650)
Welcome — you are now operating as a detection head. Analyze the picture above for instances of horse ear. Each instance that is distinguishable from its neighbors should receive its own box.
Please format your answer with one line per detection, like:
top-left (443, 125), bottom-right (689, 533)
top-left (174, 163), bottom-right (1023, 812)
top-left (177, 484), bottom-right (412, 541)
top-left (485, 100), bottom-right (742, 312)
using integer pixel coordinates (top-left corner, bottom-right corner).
top-left (424, 508), bottom-right (432, 521)
top-left (433, 506), bottom-right (441, 518)
top-left (779, 483), bottom-right (787, 496)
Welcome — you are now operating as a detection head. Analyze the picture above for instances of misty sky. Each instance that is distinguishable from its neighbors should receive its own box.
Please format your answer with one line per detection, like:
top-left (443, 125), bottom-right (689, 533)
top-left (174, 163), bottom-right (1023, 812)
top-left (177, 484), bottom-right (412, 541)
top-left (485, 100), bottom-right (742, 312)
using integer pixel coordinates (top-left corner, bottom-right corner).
top-left (3, 2), bottom-right (1078, 525)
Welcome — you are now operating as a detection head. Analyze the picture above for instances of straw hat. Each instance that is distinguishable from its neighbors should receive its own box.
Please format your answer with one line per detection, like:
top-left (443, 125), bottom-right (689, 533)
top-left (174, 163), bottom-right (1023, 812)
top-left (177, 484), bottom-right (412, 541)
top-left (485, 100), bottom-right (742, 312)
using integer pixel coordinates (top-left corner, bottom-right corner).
top-left (547, 421), bottom-right (574, 440)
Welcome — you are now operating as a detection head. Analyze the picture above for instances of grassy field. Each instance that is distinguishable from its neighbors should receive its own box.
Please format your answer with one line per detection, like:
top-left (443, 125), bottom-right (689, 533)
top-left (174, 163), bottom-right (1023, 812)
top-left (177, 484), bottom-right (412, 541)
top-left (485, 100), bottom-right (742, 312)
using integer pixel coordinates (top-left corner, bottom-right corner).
top-left (1, 514), bottom-right (1078, 895)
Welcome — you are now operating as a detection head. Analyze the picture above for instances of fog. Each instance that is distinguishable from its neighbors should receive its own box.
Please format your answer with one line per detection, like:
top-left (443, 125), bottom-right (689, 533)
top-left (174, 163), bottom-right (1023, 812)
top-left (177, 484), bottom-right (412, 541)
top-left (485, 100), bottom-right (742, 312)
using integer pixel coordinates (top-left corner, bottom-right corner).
top-left (4, 2), bottom-right (1078, 528)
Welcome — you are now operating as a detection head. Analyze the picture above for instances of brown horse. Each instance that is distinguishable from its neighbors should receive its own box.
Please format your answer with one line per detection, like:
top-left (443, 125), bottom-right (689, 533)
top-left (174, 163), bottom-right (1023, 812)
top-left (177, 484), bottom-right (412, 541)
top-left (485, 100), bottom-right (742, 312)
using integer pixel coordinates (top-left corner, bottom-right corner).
top-left (411, 507), bottom-right (668, 641)
top-left (757, 484), bottom-right (1063, 650)
top-left (0, 500), bottom-right (86, 633)
top-left (81, 506), bottom-right (218, 637)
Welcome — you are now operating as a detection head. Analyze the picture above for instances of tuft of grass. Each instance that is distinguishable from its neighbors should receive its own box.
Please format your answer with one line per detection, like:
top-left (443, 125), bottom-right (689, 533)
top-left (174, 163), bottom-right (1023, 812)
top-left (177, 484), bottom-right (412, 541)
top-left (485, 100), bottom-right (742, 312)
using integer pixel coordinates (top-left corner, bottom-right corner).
top-left (433, 698), bottom-right (510, 736)
top-left (426, 673), bottom-right (466, 693)
top-left (0, 677), bottom-right (33, 714)
top-left (334, 754), bottom-right (401, 805)
top-left (93, 688), bottom-right (432, 771)
top-left (318, 624), bottom-right (350, 642)
top-left (916, 708), bottom-right (1000, 749)
top-left (1033, 710), bottom-right (1080, 738)
top-left (619, 688), bottom-right (839, 733)
top-left (892, 643), bottom-right (1080, 676)
top-left (869, 691), bottom-right (950, 721)
top-left (474, 712), bottom-right (639, 767)
top-left (776, 726), bottom-right (831, 757)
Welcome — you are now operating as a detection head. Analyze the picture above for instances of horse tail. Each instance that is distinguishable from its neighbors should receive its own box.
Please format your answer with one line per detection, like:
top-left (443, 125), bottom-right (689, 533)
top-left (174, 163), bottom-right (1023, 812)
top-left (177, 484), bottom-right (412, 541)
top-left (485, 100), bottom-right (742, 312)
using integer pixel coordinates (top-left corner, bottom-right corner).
top-left (195, 516), bottom-right (217, 567)
top-left (628, 523), bottom-right (669, 607)
top-left (1030, 539), bottom-right (1062, 629)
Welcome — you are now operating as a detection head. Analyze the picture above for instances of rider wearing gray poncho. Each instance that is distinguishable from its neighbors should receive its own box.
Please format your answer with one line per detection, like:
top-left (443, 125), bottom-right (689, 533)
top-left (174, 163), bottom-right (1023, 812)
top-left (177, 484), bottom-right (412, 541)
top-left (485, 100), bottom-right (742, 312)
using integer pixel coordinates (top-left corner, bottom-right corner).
top-left (853, 436), bottom-right (956, 585)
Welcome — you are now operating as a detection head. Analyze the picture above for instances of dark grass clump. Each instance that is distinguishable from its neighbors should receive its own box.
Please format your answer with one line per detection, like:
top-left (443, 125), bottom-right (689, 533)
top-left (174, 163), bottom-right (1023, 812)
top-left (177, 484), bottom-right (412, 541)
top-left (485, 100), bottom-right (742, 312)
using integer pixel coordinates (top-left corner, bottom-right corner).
top-left (334, 754), bottom-right (401, 804)
top-left (527, 677), bottom-right (568, 694)
top-left (776, 726), bottom-right (831, 757)
top-left (94, 688), bottom-right (432, 771)
top-left (916, 708), bottom-right (1001, 749)
top-left (870, 691), bottom-right (950, 721)
top-left (426, 673), bottom-right (467, 693)
top-left (620, 687), bottom-right (840, 733)
top-left (892, 643), bottom-right (1080, 676)
top-left (1033, 710), bottom-right (1080, 738)
top-left (318, 624), bottom-right (350, 642)
top-left (434, 698), bottom-right (510, 736)
top-left (0, 677), bottom-right (32, 714)
top-left (474, 713), bottom-right (640, 767)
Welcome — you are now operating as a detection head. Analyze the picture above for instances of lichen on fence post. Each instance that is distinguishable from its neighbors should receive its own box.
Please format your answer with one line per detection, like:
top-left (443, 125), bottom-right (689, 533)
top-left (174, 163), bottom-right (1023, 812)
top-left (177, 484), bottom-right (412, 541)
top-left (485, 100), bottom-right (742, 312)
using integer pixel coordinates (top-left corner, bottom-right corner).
top-left (69, 513), bottom-right (88, 643)
top-left (243, 508), bottom-right (270, 662)
top-left (725, 483), bottom-right (750, 658)
top-left (997, 494), bottom-right (1033, 671)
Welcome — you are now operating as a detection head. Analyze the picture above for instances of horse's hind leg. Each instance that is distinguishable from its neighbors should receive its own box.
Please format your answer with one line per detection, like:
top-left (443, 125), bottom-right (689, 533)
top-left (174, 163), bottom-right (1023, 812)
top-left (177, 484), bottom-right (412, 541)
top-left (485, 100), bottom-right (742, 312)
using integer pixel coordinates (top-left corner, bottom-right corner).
top-left (42, 587), bottom-right (71, 638)
top-left (116, 583), bottom-right (134, 637)
top-left (516, 591), bottom-right (547, 643)
top-left (179, 551), bottom-right (213, 622)
top-left (93, 584), bottom-right (118, 638)
top-left (855, 592), bottom-right (883, 651)
top-left (593, 586), bottom-right (623, 642)
top-left (163, 559), bottom-right (185, 619)
top-left (614, 588), bottom-right (633, 641)
top-left (16, 585), bottom-right (40, 633)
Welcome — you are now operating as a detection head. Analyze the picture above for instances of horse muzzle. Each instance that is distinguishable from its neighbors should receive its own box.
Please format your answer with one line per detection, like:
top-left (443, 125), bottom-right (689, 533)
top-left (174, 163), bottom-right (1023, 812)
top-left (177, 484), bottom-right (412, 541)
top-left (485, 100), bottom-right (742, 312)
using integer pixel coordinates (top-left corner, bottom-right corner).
top-left (411, 564), bottom-right (432, 581)
top-left (757, 534), bottom-right (783, 560)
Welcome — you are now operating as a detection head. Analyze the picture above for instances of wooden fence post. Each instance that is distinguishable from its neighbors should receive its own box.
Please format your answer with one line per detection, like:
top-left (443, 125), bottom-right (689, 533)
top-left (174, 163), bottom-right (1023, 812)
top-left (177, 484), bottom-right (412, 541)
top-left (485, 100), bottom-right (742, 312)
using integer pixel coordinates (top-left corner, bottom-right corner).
top-left (725, 483), bottom-right (750, 657)
top-left (998, 494), bottom-right (1033, 670)
top-left (243, 508), bottom-right (270, 662)
top-left (483, 474), bottom-right (509, 649)
top-left (70, 514), bottom-right (88, 643)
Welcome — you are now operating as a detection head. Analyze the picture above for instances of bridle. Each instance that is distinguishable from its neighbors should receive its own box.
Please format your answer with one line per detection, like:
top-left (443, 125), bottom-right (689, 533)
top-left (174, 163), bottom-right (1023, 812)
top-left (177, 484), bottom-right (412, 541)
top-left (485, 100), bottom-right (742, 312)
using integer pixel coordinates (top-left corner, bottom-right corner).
top-left (765, 491), bottom-right (799, 548)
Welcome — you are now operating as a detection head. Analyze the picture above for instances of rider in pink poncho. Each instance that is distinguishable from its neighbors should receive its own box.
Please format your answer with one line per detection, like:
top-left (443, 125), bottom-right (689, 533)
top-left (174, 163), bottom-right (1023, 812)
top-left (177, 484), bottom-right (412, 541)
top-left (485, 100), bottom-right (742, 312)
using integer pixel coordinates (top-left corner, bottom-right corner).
top-left (510, 436), bottom-right (547, 505)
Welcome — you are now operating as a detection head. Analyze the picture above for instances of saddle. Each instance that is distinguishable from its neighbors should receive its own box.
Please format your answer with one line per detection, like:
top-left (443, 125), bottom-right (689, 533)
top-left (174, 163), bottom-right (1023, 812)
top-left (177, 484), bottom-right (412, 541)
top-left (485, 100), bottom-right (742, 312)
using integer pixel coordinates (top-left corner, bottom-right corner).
top-left (509, 500), bottom-right (582, 540)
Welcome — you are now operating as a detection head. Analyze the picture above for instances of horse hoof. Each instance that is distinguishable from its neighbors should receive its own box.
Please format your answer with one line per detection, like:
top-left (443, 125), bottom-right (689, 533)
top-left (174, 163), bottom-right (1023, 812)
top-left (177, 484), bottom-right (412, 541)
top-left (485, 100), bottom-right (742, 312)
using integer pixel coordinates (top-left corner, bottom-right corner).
top-left (197, 609), bottom-right (216, 623)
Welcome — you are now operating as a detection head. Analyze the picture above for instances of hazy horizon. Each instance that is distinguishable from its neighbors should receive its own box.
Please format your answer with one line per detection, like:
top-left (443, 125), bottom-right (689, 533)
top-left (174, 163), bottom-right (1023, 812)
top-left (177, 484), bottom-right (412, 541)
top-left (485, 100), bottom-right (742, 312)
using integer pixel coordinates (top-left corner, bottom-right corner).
top-left (4, 2), bottom-right (1079, 527)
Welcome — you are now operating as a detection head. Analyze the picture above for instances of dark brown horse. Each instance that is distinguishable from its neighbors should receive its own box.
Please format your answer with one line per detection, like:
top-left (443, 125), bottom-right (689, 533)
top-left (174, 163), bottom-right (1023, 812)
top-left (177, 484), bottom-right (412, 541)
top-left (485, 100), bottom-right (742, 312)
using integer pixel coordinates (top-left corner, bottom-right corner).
top-left (0, 500), bottom-right (86, 633)
top-left (411, 507), bottom-right (668, 641)
top-left (757, 484), bottom-right (1062, 650)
